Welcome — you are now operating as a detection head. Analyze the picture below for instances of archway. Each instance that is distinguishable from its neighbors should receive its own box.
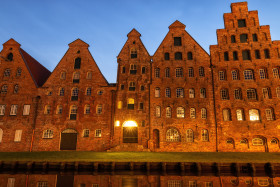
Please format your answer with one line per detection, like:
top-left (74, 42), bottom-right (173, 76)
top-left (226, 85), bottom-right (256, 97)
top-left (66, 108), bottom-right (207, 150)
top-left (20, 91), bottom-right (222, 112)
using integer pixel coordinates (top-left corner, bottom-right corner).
top-left (60, 129), bottom-right (77, 150)
top-left (123, 121), bottom-right (138, 143)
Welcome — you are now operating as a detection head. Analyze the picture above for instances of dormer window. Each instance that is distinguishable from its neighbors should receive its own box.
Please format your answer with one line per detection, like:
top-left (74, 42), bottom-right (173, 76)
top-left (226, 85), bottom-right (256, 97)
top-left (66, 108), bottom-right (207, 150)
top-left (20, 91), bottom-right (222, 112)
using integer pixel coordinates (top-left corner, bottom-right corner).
top-left (238, 19), bottom-right (246, 27)
top-left (131, 49), bottom-right (137, 58)
top-left (74, 57), bottom-right (81, 69)
top-left (7, 53), bottom-right (13, 61)
top-left (174, 37), bottom-right (182, 46)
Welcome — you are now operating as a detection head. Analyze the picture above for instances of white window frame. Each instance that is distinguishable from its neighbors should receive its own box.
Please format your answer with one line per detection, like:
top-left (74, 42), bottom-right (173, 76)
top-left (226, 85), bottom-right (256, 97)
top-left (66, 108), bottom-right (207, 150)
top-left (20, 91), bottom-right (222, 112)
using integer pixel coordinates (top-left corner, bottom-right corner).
top-left (10, 105), bottom-right (18, 116)
top-left (42, 129), bottom-right (53, 139)
top-left (0, 105), bottom-right (5, 116)
top-left (14, 130), bottom-right (22, 142)
top-left (166, 129), bottom-right (180, 142)
top-left (83, 129), bottom-right (90, 137)
top-left (176, 107), bottom-right (184, 118)
top-left (155, 88), bottom-right (160, 98)
top-left (23, 105), bottom-right (30, 116)
top-left (201, 129), bottom-right (209, 142)
top-left (236, 109), bottom-right (244, 121)
top-left (95, 129), bottom-right (101, 137)
top-left (190, 108), bottom-right (196, 119)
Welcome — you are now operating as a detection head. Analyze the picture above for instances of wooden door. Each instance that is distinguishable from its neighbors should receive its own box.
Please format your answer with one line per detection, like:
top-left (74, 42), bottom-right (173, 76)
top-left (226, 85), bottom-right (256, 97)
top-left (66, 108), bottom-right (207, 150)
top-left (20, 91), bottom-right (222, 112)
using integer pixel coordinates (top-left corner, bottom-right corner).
top-left (60, 133), bottom-right (77, 150)
top-left (123, 127), bottom-right (138, 143)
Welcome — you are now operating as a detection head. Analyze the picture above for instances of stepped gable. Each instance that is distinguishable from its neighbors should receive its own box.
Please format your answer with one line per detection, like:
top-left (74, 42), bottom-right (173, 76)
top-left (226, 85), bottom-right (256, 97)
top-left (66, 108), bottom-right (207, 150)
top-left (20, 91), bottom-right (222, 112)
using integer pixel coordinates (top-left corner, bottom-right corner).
top-left (168, 20), bottom-right (186, 30)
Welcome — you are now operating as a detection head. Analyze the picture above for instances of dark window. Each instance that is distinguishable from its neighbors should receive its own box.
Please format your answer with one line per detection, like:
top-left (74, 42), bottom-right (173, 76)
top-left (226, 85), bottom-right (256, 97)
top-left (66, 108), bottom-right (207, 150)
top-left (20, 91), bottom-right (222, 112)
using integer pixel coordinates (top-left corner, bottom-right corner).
top-left (164, 53), bottom-right (170, 60)
top-left (131, 49), bottom-right (137, 58)
top-left (127, 104), bottom-right (134, 110)
top-left (238, 19), bottom-right (246, 27)
top-left (242, 50), bottom-right (251, 60)
top-left (70, 114), bottom-right (76, 120)
top-left (231, 35), bottom-right (236, 43)
top-left (175, 52), bottom-right (182, 60)
top-left (121, 84), bottom-right (124, 90)
top-left (122, 67), bottom-right (125, 73)
top-left (129, 82), bottom-right (135, 91)
top-left (141, 120), bottom-right (145, 127)
top-left (174, 37), bottom-right (182, 46)
top-left (141, 67), bottom-right (146, 74)
top-left (71, 96), bottom-right (78, 101)
top-left (224, 52), bottom-right (229, 61)
top-left (130, 64), bottom-right (137, 74)
top-left (74, 58), bottom-right (81, 69)
top-left (252, 34), bottom-right (258, 41)
top-left (264, 49), bottom-right (270, 59)
top-left (255, 50), bottom-right (261, 59)
top-left (233, 51), bottom-right (238, 61)
top-left (7, 53), bottom-right (13, 61)
top-left (140, 85), bottom-right (145, 91)
top-left (240, 34), bottom-right (248, 43)
top-left (187, 52), bottom-right (193, 60)
top-left (139, 103), bottom-right (144, 110)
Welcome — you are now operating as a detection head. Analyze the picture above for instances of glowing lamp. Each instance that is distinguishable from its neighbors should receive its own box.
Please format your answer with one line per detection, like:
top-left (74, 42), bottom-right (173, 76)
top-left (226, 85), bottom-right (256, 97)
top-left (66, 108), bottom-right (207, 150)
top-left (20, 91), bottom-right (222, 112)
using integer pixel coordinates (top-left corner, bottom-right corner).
top-left (123, 121), bottom-right (137, 127)
top-left (115, 120), bottom-right (120, 127)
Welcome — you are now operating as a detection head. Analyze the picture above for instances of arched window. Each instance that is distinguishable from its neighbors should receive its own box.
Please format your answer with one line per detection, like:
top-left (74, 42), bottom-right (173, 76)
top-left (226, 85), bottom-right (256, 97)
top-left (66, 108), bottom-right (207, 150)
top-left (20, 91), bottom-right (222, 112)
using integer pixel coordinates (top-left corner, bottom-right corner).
top-left (1, 85), bottom-right (8, 94)
top-left (189, 88), bottom-right (195, 98)
top-left (16, 68), bottom-right (22, 77)
top-left (165, 88), bottom-right (171, 97)
top-left (70, 105), bottom-right (77, 120)
top-left (273, 68), bottom-right (280, 78)
top-left (0, 128), bottom-right (3, 142)
top-left (56, 105), bottom-right (63, 114)
top-left (155, 68), bottom-right (160, 78)
top-left (4, 69), bottom-right (11, 77)
top-left (199, 67), bottom-right (205, 77)
top-left (7, 53), bottom-right (13, 61)
top-left (190, 108), bottom-right (196, 119)
top-left (234, 88), bottom-right (242, 100)
top-left (175, 52), bottom-right (182, 60)
top-left (44, 105), bottom-right (51, 114)
top-left (86, 71), bottom-right (92, 79)
top-left (60, 71), bottom-right (66, 80)
top-left (247, 88), bottom-right (257, 100)
top-left (252, 138), bottom-right (263, 145)
top-left (43, 130), bottom-right (53, 139)
top-left (166, 128), bottom-right (180, 142)
top-left (130, 49), bottom-right (137, 58)
top-left (175, 68), bottom-right (183, 77)
top-left (58, 88), bottom-right (64, 96)
top-left (259, 69), bottom-right (267, 79)
top-left (187, 52), bottom-right (193, 60)
top-left (201, 108), bottom-right (207, 119)
top-left (71, 88), bottom-right (79, 101)
top-left (165, 68), bottom-right (170, 77)
top-left (155, 87), bottom-right (160, 98)
top-left (176, 88), bottom-right (184, 98)
top-left (166, 107), bottom-right (171, 118)
top-left (186, 129), bottom-right (194, 142)
top-left (265, 108), bottom-right (274, 120)
top-left (200, 88), bottom-right (206, 98)
top-left (223, 109), bottom-right (231, 121)
top-left (74, 57), bottom-right (81, 69)
top-left (96, 104), bottom-right (102, 114)
top-left (232, 70), bottom-right (239, 80)
top-left (220, 89), bottom-right (229, 100)
top-left (128, 82), bottom-right (135, 91)
top-left (236, 109), bottom-right (244, 121)
top-left (73, 72), bottom-right (80, 83)
top-left (176, 107), bottom-right (185, 118)
top-left (249, 109), bottom-right (260, 121)
top-left (164, 52), bottom-right (170, 60)
top-left (127, 98), bottom-right (134, 110)
top-left (201, 129), bottom-right (209, 141)
top-left (84, 105), bottom-right (90, 114)
top-left (244, 69), bottom-right (254, 80)
top-left (86, 87), bottom-right (92, 96)
top-left (156, 106), bottom-right (161, 117)
top-left (13, 85), bottom-right (19, 94)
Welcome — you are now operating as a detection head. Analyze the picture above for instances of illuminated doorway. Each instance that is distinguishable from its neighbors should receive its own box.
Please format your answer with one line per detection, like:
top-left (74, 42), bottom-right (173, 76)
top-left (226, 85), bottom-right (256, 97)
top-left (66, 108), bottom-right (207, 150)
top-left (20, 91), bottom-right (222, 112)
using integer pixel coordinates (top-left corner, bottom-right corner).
top-left (123, 121), bottom-right (138, 143)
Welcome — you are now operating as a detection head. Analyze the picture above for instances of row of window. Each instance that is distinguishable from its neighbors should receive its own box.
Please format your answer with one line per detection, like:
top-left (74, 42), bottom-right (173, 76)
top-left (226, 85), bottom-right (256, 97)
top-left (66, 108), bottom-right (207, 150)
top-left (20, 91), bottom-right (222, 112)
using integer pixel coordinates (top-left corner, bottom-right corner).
top-left (165, 128), bottom-right (209, 142)
top-left (53, 87), bottom-right (103, 97)
top-left (222, 108), bottom-right (274, 121)
top-left (0, 129), bottom-right (22, 143)
top-left (155, 107), bottom-right (207, 119)
top-left (227, 137), bottom-right (278, 147)
top-left (218, 68), bottom-right (280, 81)
top-left (42, 129), bottom-right (102, 139)
top-left (163, 51), bottom-right (193, 60)
top-left (227, 33), bottom-right (265, 44)
top-left (155, 88), bottom-right (206, 98)
top-left (0, 84), bottom-right (19, 94)
top-left (0, 104), bottom-right (30, 116)
top-left (167, 180), bottom-right (212, 187)
top-left (3, 68), bottom-right (22, 78)
top-left (219, 49), bottom-right (271, 62)
top-left (154, 67), bottom-right (205, 78)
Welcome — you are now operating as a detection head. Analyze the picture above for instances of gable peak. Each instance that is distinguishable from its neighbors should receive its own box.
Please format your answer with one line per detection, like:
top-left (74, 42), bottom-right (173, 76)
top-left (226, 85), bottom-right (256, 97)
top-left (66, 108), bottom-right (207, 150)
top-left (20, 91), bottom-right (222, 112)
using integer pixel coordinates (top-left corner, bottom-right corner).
top-left (3, 38), bottom-right (21, 48)
top-left (68, 38), bottom-right (89, 48)
top-left (169, 20), bottom-right (186, 30)
top-left (127, 28), bottom-right (141, 38)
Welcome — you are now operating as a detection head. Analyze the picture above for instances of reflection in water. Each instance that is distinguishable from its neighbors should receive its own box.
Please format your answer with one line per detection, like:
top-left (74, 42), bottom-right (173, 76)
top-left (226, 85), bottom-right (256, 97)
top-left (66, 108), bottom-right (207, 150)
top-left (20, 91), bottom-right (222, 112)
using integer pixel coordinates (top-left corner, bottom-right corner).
top-left (0, 173), bottom-right (279, 187)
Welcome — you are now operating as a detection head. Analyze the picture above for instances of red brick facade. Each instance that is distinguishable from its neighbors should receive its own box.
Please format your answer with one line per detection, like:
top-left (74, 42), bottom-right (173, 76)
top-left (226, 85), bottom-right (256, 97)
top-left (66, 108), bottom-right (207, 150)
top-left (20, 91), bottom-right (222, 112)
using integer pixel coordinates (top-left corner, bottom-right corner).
top-left (0, 2), bottom-right (279, 152)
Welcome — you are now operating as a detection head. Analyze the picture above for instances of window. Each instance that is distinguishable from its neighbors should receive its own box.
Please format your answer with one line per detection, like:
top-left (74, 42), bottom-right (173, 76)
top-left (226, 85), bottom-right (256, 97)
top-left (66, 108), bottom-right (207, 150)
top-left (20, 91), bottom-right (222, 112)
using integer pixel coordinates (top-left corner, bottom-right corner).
top-left (273, 68), bottom-right (280, 78)
top-left (199, 67), bottom-right (205, 77)
top-left (83, 129), bottom-right (90, 137)
top-left (56, 105), bottom-right (63, 114)
top-left (220, 89), bottom-right (229, 100)
top-left (44, 105), bottom-right (51, 114)
top-left (164, 52), bottom-right (170, 60)
top-left (224, 52), bottom-right (229, 61)
top-left (141, 67), bottom-right (146, 74)
top-left (14, 130), bottom-right (22, 142)
top-left (175, 68), bottom-right (183, 77)
top-left (23, 105), bottom-right (30, 115)
top-left (13, 84), bottom-right (19, 94)
top-left (240, 34), bottom-right (248, 43)
top-left (252, 33), bottom-right (258, 41)
top-left (242, 50), bottom-right (251, 60)
top-left (189, 181), bottom-right (196, 187)
top-left (276, 87), bottom-right (280, 98)
top-left (176, 88), bottom-right (184, 98)
top-left (131, 49), bottom-right (137, 58)
top-left (231, 35), bottom-right (236, 43)
top-left (0, 129), bottom-right (2, 142)
top-left (202, 129), bottom-right (209, 141)
top-left (60, 72), bottom-right (66, 80)
top-left (238, 19), bottom-right (246, 27)
top-left (58, 88), bottom-right (64, 96)
top-left (140, 85), bottom-right (145, 91)
top-left (236, 109), bottom-right (244, 121)
top-left (259, 69), bottom-right (267, 79)
top-left (223, 109), bottom-right (231, 121)
top-left (234, 89), bottom-right (242, 100)
top-left (265, 108), bottom-right (274, 120)
top-left (247, 89), bottom-right (257, 100)
top-left (174, 37), bottom-right (182, 46)
top-left (130, 64), bottom-right (137, 74)
top-left (155, 68), bottom-right (160, 78)
top-left (262, 88), bottom-right (271, 99)
top-left (201, 108), bottom-right (207, 119)
top-left (175, 52), bottom-right (182, 60)
top-left (190, 108), bottom-right (196, 119)
top-left (156, 106), bottom-right (161, 117)
top-left (84, 105), bottom-right (90, 114)
top-left (254, 50), bottom-right (261, 61)
top-left (10, 105), bottom-right (17, 115)
top-left (4, 69), bottom-right (11, 77)
top-left (200, 88), bottom-right (206, 98)
top-left (117, 101), bottom-right (122, 109)
top-left (205, 182), bottom-right (213, 187)
top-left (165, 68), bottom-right (170, 77)
top-left (166, 128), bottom-right (180, 142)
top-left (1, 85), bottom-right (8, 94)
top-left (121, 66), bottom-right (125, 73)
top-left (249, 109), bottom-right (260, 121)
top-left (231, 70), bottom-right (238, 80)
top-left (43, 130), bottom-right (53, 139)
top-left (189, 88), bottom-right (195, 98)
top-left (0, 105), bottom-right (5, 115)
top-left (86, 87), bottom-right (91, 96)
top-left (187, 52), bottom-right (193, 60)
top-left (219, 71), bottom-right (225, 80)
top-left (70, 105), bottom-right (77, 120)
top-left (166, 107), bottom-right (171, 118)
top-left (233, 51), bottom-right (238, 60)
top-left (127, 98), bottom-right (134, 110)
top-left (258, 179), bottom-right (269, 186)
top-left (74, 57), bottom-right (81, 69)
top-left (71, 88), bottom-right (79, 101)
top-left (86, 71), bottom-right (92, 79)
top-left (176, 107), bottom-right (184, 118)
top-left (244, 70), bottom-right (254, 80)
top-left (139, 102), bottom-right (144, 110)
top-left (96, 104), bottom-right (102, 114)
top-left (7, 178), bottom-right (15, 187)
top-left (252, 138), bottom-right (264, 146)
top-left (129, 82), bottom-right (136, 91)
top-left (165, 88), bottom-right (171, 97)
top-left (73, 72), bottom-right (80, 83)
top-left (97, 90), bottom-right (103, 95)
top-left (188, 67), bottom-right (194, 77)
top-left (186, 129), bottom-right (194, 142)
top-left (95, 129), bottom-right (102, 137)
top-left (155, 87), bottom-right (160, 97)
top-left (16, 68), bottom-right (22, 77)
top-left (7, 53), bottom-right (13, 61)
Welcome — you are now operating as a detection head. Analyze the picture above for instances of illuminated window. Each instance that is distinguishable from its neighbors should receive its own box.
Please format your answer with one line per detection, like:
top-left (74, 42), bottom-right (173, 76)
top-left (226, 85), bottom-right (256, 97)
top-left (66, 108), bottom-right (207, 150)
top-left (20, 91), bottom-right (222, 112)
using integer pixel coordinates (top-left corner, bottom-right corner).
top-left (219, 71), bottom-right (225, 80)
top-left (117, 101), bottom-right (122, 109)
top-left (234, 89), bottom-right (242, 100)
top-left (155, 87), bottom-right (160, 97)
top-left (247, 89), bottom-right (257, 100)
top-left (186, 129), bottom-right (193, 142)
top-left (166, 107), bottom-right (171, 118)
top-left (249, 109), bottom-right (260, 121)
top-left (56, 105), bottom-right (63, 114)
top-left (127, 98), bottom-right (134, 110)
top-left (259, 69), bottom-right (267, 79)
top-left (14, 130), bottom-right (22, 142)
top-left (273, 68), bottom-right (280, 78)
top-left (190, 108), bottom-right (196, 119)
top-left (86, 71), bottom-right (92, 79)
top-left (129, 82), bottom-right (136, 91)
top-left (175, 52), bottom-right (182, 60)
top-left (23, 105), bottom-right (30, 115)
top-left (4, 69), bottom-right (11, 77)
top-left (7, 178), bottom-right (15, 187)
top-left (201, 129), bottom-right (209, 141)
top-left (244, 70), bottom-right (254, 80)
top-left (95, 129), bottom-right (102, 137)
top-left (71, 87), bottom-right (79, 101)
top-left (176, 107), bottom-right (185, 118)
top-left (265, 108), bottom-right (274, 120)
top-left (10, 105), bottom-right (17, 115)
top-left (73, 72), bottom-right (80, 83)
top-left (199, 67), bottom-right (205, 77)
top-left (84, 105), bottom-right (90, 114)
top-left (165, 68), bottom-right (170, 77)
top-left (188, 67), bottom-right (194, 77)
top-left (200, 88), bottom-right (206, 98)
top-left (43, 130), bottom-right (53, 139)
top-left (253, 138), bottom-right (263, 146)
top-left (156, 106), bottom-right (161, 117)
top-left (166, 129), bottom-right (180, 142)
top-left (165, 88), bottom-right (171, 97)
top-left (16, 68), bottom-right (22, 77)
top-left (201, 108), bottom-right (207, 119)
top-left (60, 71), bottom-right (66, 80)
top-left (232, 70), bottom-right (238, 80)
top-left (83, 129), bottom-right (89, 137)
top-left (130, 64), bottom-right (137, 74)
top-left (175, 68), bottom-right (183, 77)
top-left (96, 104), bottom-right (102, 114)
top-left (223, 109), bottom-right (231, 121)
top-left (86, 87), bottom-right (92, 96)
top-left (0, 105), bottom-right (6, 116)
top-left (0, 129), bottom-right (2, 142)
top-left (176, 88), bottom-right (184, 98)
top-left (70, 105), bottom-right (77, 120)
top-left (155, 68), bottom-right (160, 78)
top-left (74, 57), bottom-right (81, 69)
top-left (258, 179), bottom-right (269, 186)
top-left (236, 109), bottom-right (244, 121)
top-left (189, 88), bottom-right (195, 98)
top-left (130, 49), bottom-right (137, 58)
top-left (262, 88), bottom-right (271, 99)
top-left (59, 87), bottom-right (64, 96)
top-left (220, 89), bottom-right (229, 100)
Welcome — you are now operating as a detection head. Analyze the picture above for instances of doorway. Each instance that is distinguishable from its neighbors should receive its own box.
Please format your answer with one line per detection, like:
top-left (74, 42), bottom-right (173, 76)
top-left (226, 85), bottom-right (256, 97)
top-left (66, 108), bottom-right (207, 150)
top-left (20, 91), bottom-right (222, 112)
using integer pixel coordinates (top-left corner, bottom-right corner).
top-left (60, 129), bottom-right (77, 150)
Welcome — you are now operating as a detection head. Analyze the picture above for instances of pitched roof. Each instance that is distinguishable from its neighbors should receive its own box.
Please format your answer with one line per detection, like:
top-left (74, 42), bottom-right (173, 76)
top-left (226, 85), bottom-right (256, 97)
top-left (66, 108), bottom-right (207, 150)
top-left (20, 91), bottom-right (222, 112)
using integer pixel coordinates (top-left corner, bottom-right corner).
top-left (19, 49), bottom-right (51, 87)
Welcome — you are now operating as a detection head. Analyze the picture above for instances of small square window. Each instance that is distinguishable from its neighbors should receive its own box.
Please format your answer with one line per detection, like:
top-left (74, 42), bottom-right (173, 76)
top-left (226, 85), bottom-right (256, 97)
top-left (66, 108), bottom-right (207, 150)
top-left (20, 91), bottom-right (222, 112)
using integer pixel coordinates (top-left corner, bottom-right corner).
top-left (83, 129), bottom-right (90, 137)
top-left (238, 19), bottom-right (246, 27)
top-left (174, 37), bottom-right (182, 46)
top-left (95, 129), bottom-right (102, 137)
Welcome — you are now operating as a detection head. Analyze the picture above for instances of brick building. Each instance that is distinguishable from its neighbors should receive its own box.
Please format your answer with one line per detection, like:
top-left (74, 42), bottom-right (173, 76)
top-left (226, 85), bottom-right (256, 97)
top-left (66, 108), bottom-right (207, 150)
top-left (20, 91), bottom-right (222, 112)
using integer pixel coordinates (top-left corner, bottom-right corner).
top-left (0, 2), bottom-right (279, 152)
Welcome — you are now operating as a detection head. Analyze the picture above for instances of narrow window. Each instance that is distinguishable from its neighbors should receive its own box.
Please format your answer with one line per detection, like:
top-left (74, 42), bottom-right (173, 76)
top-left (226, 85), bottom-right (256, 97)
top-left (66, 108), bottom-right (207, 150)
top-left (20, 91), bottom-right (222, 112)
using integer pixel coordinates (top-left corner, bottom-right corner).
top-left (139, 102), bottom-right (144, 110)
top-left (233, 51), bottom-right (238, 61)
top-left (200, 88), bottom-right (206, 98)
top-left (44, 105), bottom-right (51, 114)
top-left (201, 108), bottom-right (207, 119)
top-left (130, 64), bottom-right (137, 74)
top-left (190, 108), bottom-right (196, 119)
top-left (234, 89), bottom-right (242, 100)
top-left (14, 130), bottom-right (22, 142)
top-left (186, 129), bottom-right (194, 142)
top-left (140, 85), bottom-right (145, 91)
top-left (23, 105), bottom-right (30, 116)
top-left (244, 69), bottom-right (254, 80)
top-left (224, 52), bottom-right (229, 61)
top-left (13, 85), bottom-right (19, 94)
top-left (231, 70), bottom-right (239, 80)
top-left (252, 34), bottom-right (258, 41)
top-left (238, 19), bottom-right (246, 27)
top-left (187, 52), bottom-right (193, 60)
top-left (188, 67), bottom-right (194, 77)
top-left (249, 109), bottom-right (260, 121)
top-left (84, 105), bottom-right (90, 114)
top-left (0, 129), bottom-right (3, 142)
top-left (262, 88), bottom-right (271, 99)
top-left (247, 89), bottom-right (257, 100)
top-left (59, 88), bottom-right (65, 96)
top-left (128, 82), bottom-right (136, 91)
top-left (10, 105), bottom-right (18, 115)
top-left (60, 72), bottom-right (66, 80)
top-left (236, 109), bottom-right (244, 121)
top-left (265, 108), bottom-right (274, 120)
top-left (174, 37), bottom-right (182, 46)
top-left (219, 70), bottom-right (225, 80)
top-left (255, 50), bottom-right (261, 59)
top-left (71, 88), bottom-right (79, 101)
top-left (223, 109), bottom-right (231, 121)
top-left (166, 107), bottom-right (171, 118)
top-left (165, 68), bottom-right (170, 78)
top-left (121, 66), bottom-right (126, 73)
top-left (0, 105), bottom-right (5, 115)
top-left (95, 129), bottom-right (102, 137)
top-left (7, 53), bottom-right (13, 61)
top-left (201, 129), bottom-right (209, 141)
top-left (156, 106), bottom-right (161, 117)
top-left (176, 107), bottom-right (185, 118)
top-left (86, 71), bottom-right (92, 79)
top-left (175, 68), bottom-right (183, 77)
top-left (242, 50), bottom-right (251, 60)
top-left (117, 101), bottom-right (122, 109)
top-left (70, 105), bottom-right (77, 120)
top-left (43, 130), bottom-right (53, 139)
top-left (74, 57), bottom-right (81, 69)
top-left (155, 68), bottom-right (160, 78)
top-left (83, 129), bottom-right (90, 137)
top-left (189, 88), bottom-right (195, 98)
top-left (231, 35), bottom-right (236, 43)
top-left (1, 85), bottom-right (8, 94)
top-left (264, 49), bottom-right (270, 59)
top-left (127, 98), bottom-right (134, 110)
top-left (175, 52), bottom-right (182, 60)
top-left (141, 67), bottom-right (146, 74)
top-left (164, 52), bottom-right (170, 60)
top-left (273, 68), bottom-right (280, 78)
top-left (199, 67), bottom-right (205, 77)
top-left (259, 69), bottom-right (267, 79)
top-left (240, 34), bottom-right (248, 43)
top-left (155, 87), bottom-right (160, 97)
top-left (7, 178), bottom-right (15, 187)
top-left (276, 87), bottom-right (280, 98)
top-left (73, 72), bottom-right (80, 83)
top-left (56, 105), bottom-right (63, 114)
top-left (86, 87), bottom-right (92, 96)
top-left (165, 88), bottom-right (171, 97)
top-left (4, 69), bottom-right (11, 77)
top-left (16, 68), bottom-right (22, 77)
top-left (130, 49), bottom-right (137, 58)
top-left (96, 104), bottom-right (102, 114)
top-left (176, 88), bottom-right (184, 98)
top-left (220, 89), bottom-right (229, 100)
